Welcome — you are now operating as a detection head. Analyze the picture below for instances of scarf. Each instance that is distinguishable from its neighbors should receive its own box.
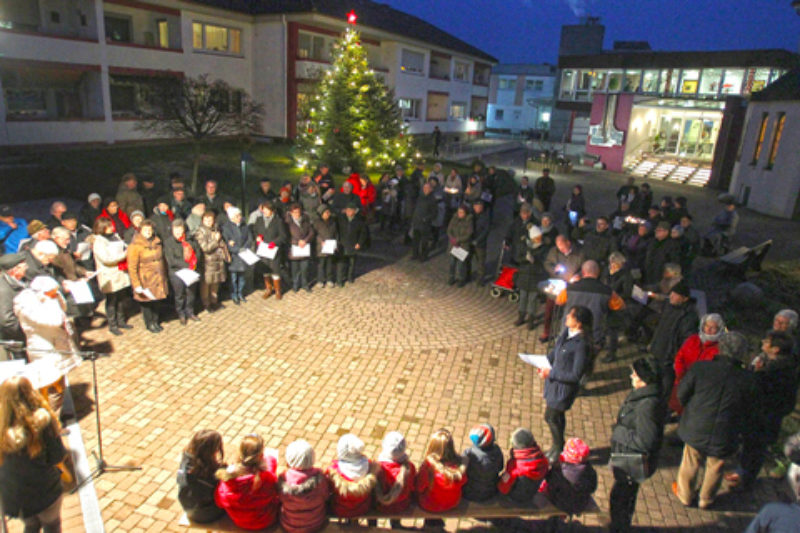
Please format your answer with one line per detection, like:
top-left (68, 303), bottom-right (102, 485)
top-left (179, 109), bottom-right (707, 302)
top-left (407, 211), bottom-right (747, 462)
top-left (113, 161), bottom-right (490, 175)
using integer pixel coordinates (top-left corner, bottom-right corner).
top-left (178, 234), bottom-right (197, 270)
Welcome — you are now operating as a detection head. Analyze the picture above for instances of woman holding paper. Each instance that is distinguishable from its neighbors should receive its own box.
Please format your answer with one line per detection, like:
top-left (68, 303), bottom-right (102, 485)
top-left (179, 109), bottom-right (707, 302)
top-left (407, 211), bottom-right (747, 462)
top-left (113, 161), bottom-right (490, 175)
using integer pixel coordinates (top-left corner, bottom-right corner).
top-left (126, 220), bottom-right (168, 333)
top-left (538, 305), bottom-right (592, 465)
top-left (194, 211), bottom-right (228, 312)
top-left (221, 207), bottom-right (253, 304)
top-left (313, 205), bottom-right (338, 289)
top-left (446, 205), bottom-right (473, 287)
top-left (91, 217), bottom-right (131, 336)
top-left (252, 201), bottom-right (288, 300)
top-left (286, 203), bottom-right (315, 293)
top-left (163, 219), bottom-right (200, 325)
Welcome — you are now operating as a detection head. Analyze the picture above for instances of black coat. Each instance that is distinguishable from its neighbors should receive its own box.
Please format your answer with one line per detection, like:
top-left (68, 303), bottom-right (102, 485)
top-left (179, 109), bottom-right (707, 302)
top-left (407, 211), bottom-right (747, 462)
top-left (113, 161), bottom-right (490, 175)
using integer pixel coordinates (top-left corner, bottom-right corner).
top-left (337, 214), bottom-right (367, 256)
top-left (163, 234), bottom-right (197, 273)
top-left (221, 220), bottom-right (253, 273)
top-left (545, 330), bottom-right (589, 411)
top-left (176, 452), bottom-right (225, 523)
top-left (545, 461), bottom-right (598, 515)
top-left (0, 423), bottom-right (66, 517)
top-left (252, 215), bottom-right (288, 247)
top-left (462, 444), bottom-right (504, 502)
top-left (610, 383), bottom-right (665, 476)
top-left (0, 273), bottom-right (26, 342)
top-left (411, 193), bottom-right (438, 232)
top-left (534, 176), bottom-right (556, 202)
top-left (313, 217), bottom-right (338, 257)
top-left (23, 250), bottom-right (56, 282)
top-left (472, 210), bottom-right (490, 248)
top-left (643, 237), bottom-right (680, 284)
top-left (515, 246), bottom-right (547, 291)
top-left (582, 229), bottom-right (617, 265)
top-left (649, 301), bottom-right (698, 365)
top-left (505, 216), bottom-right (537, 264)
top-left (677, 356), bottom-right (754, 457)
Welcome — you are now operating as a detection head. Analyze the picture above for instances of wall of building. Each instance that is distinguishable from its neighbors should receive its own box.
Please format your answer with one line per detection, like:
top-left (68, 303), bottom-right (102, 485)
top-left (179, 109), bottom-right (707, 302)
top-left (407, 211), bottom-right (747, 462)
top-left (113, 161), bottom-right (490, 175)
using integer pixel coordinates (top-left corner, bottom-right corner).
top-left (585, 93), bottom-right (633, 171)
top-left (252, 19), bottom-right (286, 138)
top-left (729, 100), bottom-right (800, 219)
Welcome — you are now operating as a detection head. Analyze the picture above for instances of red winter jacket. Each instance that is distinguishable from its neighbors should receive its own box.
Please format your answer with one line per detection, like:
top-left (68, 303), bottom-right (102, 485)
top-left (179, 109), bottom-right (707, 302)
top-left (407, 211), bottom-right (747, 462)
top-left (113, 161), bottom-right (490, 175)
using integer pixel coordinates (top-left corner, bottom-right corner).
top-left (97, 208), bottom-right (131, 233)
top-left (278, 468), bottom-right (330, 533)
top-left (415, 458), bottom-right (467, 512)
top-left (325, 460), bottom-right (378, 518)
top-left (375, 460), bottom-right (416, 513)
top-left (346, 175), bottom-right (377, 208)
top-left (670, 334), bottom-right (719, 413)
top-left (497, 447), bottom-right (549, 503)
top-left (214, 456), bottom-right (279, 530)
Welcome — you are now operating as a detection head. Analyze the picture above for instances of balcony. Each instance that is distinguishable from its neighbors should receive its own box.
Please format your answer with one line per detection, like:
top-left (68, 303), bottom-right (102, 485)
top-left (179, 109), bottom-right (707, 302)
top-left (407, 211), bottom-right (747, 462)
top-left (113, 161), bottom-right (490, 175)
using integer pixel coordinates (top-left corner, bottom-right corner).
top-left (103, 1), bottom-right (182, 52)
top-left (0, 0), bottom-right (98, 42)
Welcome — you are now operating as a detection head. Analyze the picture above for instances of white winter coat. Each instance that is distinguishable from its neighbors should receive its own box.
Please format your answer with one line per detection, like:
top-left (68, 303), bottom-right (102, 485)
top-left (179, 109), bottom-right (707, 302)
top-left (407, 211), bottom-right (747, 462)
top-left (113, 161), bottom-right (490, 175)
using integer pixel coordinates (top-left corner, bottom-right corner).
top-left (13, 288), bottom-right (75, 362)
top-left (92, 234), bottom-right (131, 293)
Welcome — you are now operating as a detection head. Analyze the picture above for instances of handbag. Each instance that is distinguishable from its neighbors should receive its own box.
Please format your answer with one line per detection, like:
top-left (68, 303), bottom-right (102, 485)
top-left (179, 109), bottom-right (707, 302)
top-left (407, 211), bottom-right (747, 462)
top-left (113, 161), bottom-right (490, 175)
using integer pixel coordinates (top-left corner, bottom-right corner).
top-left (609, 452), bottom-right (649, 483)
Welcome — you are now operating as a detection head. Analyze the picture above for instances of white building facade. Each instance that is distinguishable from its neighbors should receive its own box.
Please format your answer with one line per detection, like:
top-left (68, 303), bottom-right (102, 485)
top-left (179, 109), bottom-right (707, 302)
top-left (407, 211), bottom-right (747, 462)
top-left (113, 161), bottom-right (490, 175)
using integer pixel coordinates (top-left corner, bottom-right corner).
top-left (486, 64), bottom-right (557, 135)
top-left (0, 0), bottom-right (496, 147)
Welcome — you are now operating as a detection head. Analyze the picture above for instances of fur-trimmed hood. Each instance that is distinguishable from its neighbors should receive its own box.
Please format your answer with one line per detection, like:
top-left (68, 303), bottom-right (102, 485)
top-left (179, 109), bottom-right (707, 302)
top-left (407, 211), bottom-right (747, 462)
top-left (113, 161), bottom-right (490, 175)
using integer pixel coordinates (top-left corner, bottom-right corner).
top-left (278, 468), bottom-right (325, 496)
top-left (4, 408), bottom-right (51, 453)
top-left (424, 455), bottom-right (467, 484)
top-left (327, 460), bottom-right (378, 498)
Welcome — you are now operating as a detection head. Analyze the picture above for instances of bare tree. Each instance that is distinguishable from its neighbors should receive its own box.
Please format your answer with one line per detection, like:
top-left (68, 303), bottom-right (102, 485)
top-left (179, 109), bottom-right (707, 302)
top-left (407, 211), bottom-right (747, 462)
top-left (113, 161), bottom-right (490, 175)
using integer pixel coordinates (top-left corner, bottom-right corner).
top-left (135, 74), bottom-right (265, 193)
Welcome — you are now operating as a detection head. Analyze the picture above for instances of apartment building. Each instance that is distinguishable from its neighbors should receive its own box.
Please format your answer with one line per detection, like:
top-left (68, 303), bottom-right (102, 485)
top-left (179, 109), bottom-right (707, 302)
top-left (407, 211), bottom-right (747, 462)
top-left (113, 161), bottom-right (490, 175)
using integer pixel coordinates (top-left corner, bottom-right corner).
top-left (486, 63), bottom-right (557, 135)
top-left (0, 0), bottom-right (496, 146)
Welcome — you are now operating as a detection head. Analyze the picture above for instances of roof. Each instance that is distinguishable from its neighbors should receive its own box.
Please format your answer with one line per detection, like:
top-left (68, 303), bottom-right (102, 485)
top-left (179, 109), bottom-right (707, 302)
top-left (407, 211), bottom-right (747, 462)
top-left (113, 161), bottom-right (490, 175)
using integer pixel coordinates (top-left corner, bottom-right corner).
top-left (751, 68), bottom-right (800, 101)
top-left (185, 0), bottom-right (497, 62)
top-left (559, 49), bottom-right (800, 70)
top-left (492, 64), bottom-right (557, 76)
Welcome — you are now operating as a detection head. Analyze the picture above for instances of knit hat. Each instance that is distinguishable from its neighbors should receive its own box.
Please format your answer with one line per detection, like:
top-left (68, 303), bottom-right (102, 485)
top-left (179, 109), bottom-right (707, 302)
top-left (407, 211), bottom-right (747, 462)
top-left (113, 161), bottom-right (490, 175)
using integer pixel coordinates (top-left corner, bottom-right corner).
top-left (285, 439), bottom-right (315, 470)
top-left (317, 204), bottom-right (331, 216)
top-left (656, 221), bottom-right (671, 232)
top-left (671, 280), bottom-right (691, 298)
top-left (510, 428), bottom-right (535, 450)
top-left (469, 423), bottom-right (495, 449)
top-left (528, 225), bottom-right (543, 241)
top-left (130, 210), bottom-right (144, 221)
top-left (31, 276), bottom-right (59, 293)
top-left (379, 431), bottom-right (408, 463)
top-left (226, 206), bottom-right (241, 219)
top-left (0, 253), bottom-right (26, 270)
top-left (336, 434), bottom-right (369, 479)
top-left (62, 211), bottom-right (78, 222)
top-left (27, 220), bottom-right (46, 235)
top-left (560, 438), bottom-right (590, 465)
top-left (33, 240), bottom-right (59, 256)
top-left (88, 193), bottom-right (101, 203)
top-left (631, 357), bottom-right (660, 385)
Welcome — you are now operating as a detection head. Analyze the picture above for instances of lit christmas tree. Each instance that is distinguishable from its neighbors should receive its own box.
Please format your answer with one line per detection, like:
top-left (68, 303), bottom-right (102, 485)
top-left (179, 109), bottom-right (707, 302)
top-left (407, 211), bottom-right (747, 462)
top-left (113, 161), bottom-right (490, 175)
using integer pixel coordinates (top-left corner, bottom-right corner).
top-left (295, 14), bottom-right (415, 173)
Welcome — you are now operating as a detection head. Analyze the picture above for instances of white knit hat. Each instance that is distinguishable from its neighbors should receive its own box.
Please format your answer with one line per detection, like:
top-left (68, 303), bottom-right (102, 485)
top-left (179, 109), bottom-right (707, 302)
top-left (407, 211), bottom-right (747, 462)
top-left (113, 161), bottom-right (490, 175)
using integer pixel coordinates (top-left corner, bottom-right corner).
top-left (33, 240), bottom-right (59, 256)
top-left (285, 439), bottom-right (314, 470)
top-left (337, 434), bottom-right (368, 479)
top-left (379, 431), bottom-right (408, 463)
top-left (528, 225), bottom-right (542, 240)
top-left (31, 276), bottom-right (59, 293)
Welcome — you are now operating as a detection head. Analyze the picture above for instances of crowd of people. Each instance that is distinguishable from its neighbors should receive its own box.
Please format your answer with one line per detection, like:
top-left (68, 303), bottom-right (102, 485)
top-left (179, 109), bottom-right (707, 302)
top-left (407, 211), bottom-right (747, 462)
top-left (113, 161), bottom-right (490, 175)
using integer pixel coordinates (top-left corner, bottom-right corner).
top-left (1, 162), bottom-right (799, 533)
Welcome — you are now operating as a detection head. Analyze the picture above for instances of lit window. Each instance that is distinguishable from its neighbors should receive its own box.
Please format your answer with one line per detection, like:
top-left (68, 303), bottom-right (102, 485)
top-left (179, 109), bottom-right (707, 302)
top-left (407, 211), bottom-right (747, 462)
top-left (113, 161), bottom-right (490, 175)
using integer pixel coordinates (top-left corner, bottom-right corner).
top-left (298, 32), bottom-right (326, 60)
top-left (398, 97), bottom-right (421, 120)
top-left (193, 22), bottom-right (242, 55)
top-left (450, 102), bottom-right (467, 120)
top-left (400, 49), bottom-right (425, 75)
top-left (453, 62), bottom-right (469, 82)
top-left (766, 112), bottom-right (785, 169)
top-left (158, 20), bottom-right (169, 48)
top-left (752, 112), bottom-right (769, 165)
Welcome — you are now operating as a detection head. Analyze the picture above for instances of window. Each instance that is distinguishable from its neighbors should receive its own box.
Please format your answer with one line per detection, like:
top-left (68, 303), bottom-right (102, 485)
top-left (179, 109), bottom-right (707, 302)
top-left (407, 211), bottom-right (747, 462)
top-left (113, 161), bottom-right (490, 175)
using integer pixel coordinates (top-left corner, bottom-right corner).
top-left (525, 79), bottom-right (544, 91)
top-left (699, 68), bottom-right (723, 96)
top-left (4, 89), bottom-right (47, 118)
top-left (109, 75), bottom-right (179, 117)
top-left (453, 62), bottom-right (469, 82)
top-left (429, 56), bottom-right (450, 79)
top-left (494, 109), bottom-right (504, 121)
top-left (50, 11), bottom-right (60, 24)
top-left (624, 70), bottom-right (641, 92)
top-left (752, 113), bottom-right (769, 165)
top-left (766, 112), bottom-right (785, 169)
top-left (400, 49), bottom-right (424, 75)
top-left (398, 97), bottom-right (421, 120)
top-left (721, 69), bottom-right (745, 95)
top-left (110, 84), bottom-right (136, 113)
top-left (298, 32), bottom-right (326, 60)
top-left (680, 69), bottom-right (699, 94)
top-left (450, 101), bottom-right (467, 120)
top-left (498, 78), bottom-right (516, 90)
top-left (749, 67), bottom-right (772, 93)
top-left (157, 20), bottom-right (169, 48)
top-left (607, 71), bottom-right (623, 92)
top-left (105, 15), bottom-right (132, 42)
top-left (426, 92), bottom-right (448, 121)
top-left (192, 22), bottom-right (242, 55)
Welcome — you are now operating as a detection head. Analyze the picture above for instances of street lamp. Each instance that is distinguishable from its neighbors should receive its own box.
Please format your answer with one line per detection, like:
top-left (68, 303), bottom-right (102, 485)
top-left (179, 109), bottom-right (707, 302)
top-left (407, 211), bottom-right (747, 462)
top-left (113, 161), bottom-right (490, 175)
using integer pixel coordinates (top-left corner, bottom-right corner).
top-left (240, 151), bottom-right (253, 212)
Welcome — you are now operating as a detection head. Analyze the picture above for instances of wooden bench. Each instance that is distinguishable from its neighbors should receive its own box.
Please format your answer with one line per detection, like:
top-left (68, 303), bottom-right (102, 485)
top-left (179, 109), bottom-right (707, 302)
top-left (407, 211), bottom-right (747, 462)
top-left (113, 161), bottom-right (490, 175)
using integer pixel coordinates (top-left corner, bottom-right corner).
top-left (179, 494), bottom-right (605, 531)
top-left (718, 239), bottom-right (772, 279)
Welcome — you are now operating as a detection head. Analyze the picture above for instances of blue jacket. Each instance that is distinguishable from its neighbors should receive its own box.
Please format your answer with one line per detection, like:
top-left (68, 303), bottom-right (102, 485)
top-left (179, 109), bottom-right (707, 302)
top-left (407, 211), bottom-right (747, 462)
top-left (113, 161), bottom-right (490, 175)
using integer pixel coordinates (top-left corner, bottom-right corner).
top-left (462, 444), bottom-right (504, 502)
top-left (544, 330), bottom-right (589, 411)
top-left (0, 217), bottom-right (29, 254)
top-left (745, 502), bottom-right (800, 533)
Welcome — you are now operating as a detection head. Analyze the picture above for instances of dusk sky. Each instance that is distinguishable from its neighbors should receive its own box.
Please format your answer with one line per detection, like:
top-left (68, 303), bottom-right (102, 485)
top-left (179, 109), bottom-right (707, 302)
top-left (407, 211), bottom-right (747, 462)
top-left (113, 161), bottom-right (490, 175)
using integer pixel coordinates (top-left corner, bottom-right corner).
top-left (382, 0), bottom-right (800, 64)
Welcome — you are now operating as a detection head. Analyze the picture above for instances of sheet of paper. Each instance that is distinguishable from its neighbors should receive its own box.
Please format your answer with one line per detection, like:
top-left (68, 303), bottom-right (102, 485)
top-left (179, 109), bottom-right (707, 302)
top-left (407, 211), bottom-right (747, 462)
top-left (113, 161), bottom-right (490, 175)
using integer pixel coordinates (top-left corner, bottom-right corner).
top-left (175, 268), bottom-right (200, 287)
top-left (238, 248), bottom-right (260, 266)
top-left (135, 286), bottom-right (157, 300)
top-left (76, 242), bottom-right (91, 260)
top-left (632, 284), bottom-right (649, 305)
top-left (256, 242), bottom-right (278, 259)
top-left (291, 244), bottom-right (311, 258)
top-left (0, 360), bottom-right (27, 383)
top-left (450, 246), bottom-right (469, 262)
top-left (518, 353), bottom-right (552, 370)
top-left (66, 280), bottom-right (95, 304)
top-left (321, 239), bottom-right (337, 255)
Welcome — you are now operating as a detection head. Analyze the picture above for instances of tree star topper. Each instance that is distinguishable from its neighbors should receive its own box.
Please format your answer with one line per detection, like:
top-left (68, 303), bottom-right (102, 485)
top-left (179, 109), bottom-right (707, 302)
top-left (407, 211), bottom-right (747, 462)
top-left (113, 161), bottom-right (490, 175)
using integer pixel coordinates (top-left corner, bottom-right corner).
top-left (347, 10), bottom-right (357, 25)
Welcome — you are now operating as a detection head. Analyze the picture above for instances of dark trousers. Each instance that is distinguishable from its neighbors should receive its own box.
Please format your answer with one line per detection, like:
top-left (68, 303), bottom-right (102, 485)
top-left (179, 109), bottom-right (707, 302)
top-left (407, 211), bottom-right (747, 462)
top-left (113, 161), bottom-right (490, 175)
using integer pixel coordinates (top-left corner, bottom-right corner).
top-left (740, 416), bottom-right (783, 486)
top-left (140, 300), bottom-right (160, 327)
top-left (290, 259), bottom-right (309, 290)
top-left (229, 272), bottom-right (245, 299)
top-left (609, 467), bottom-right (640, 533)
top-left (544, 406), bottom-right (566, 453)
top-left (169, 274), bottom-right (195, 318)
top-left (448, 254), bottom-right (468, 282)
top-left (661, 363), bottom-right (676, 406)
top-left (473, 246), bottom-right (487, 280)
top-left (105, 289), bottom-right (127, 327)
top-left (538, 195), bottom-right (552, 212)
top-left (317, 256), bottom-right (334, 284)
top-left (411, 228), bottom-right (431, 260)
top-left (337, 255), bottom-right (356, 284)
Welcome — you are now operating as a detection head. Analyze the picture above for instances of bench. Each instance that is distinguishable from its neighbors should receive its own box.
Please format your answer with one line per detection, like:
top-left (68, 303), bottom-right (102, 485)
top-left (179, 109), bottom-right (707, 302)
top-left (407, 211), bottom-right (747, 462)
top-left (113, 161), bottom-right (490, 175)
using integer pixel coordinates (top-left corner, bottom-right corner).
top-left (718, 239), bottom-right (772, 279)
top-left (179, 494), bottom-right (605, 531)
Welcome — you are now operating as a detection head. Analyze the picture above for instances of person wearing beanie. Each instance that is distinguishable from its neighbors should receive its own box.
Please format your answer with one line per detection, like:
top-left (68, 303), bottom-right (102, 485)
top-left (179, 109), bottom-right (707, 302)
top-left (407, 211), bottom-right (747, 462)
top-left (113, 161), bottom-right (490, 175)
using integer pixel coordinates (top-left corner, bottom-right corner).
top-left (463, 423), bottom-right (504, 502)
top-left (415, 429), bottom-right (467, 521)
top-left (325, 433), bottom-right (378, 519)
top-left (668, 313), bottom-right (725, 414)
top-left (374, 431), bottom-right (416, 527)
top-left (673, 331), bottom-right (754, 509)
top-left (123, 210), bottom-right (145, 244)
top-left (648, 279), bottom-right (698, 400)
top-left (497, 428), bottom-right (549, 503)
top-left (513, 224), bottom-right (548, 330)
top-left (744, 431), bottom-right (800, 533)
top-left (215, 433), bottom-right (279, 530)
top-left (608, 357), bottom-right (665, 533)
top-left (542, 437), bottom-right (597, 515)
top-left (642, 219), bottom-right (680, 285)
top-left (277, 440), bottom-right (330, 533)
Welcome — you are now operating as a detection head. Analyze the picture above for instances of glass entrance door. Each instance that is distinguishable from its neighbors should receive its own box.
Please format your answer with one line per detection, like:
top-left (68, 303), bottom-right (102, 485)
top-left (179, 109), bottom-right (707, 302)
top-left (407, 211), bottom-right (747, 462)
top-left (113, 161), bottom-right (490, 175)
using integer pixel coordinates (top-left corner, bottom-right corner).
top-left (678, 118), bottom-right (718, 159)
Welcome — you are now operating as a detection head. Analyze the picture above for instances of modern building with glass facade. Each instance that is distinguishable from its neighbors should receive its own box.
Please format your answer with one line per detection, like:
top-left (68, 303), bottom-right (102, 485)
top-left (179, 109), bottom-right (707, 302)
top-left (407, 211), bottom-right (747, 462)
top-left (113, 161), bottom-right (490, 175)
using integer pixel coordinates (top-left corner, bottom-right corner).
top-left (557, 48), bottom-right (799, 187)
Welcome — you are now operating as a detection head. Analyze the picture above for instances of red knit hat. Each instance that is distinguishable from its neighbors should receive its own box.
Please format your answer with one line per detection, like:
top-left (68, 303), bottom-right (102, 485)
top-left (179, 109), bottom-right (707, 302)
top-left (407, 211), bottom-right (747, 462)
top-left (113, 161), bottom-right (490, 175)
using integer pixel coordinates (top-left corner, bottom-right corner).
top-left (559, 438), bottom-right (590, 464)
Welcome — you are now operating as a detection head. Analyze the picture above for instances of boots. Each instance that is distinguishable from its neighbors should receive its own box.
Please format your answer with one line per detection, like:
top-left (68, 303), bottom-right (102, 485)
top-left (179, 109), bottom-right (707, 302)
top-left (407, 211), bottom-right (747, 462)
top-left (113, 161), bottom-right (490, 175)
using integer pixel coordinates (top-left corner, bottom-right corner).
top-left (514, 312), bottom-right (526, 327)
top-left (527, 314), bottom-right (537, 330)
top-left (262, 276), bottom-right (273, 299)
top-left (273, 277), bottom-right (282, 300)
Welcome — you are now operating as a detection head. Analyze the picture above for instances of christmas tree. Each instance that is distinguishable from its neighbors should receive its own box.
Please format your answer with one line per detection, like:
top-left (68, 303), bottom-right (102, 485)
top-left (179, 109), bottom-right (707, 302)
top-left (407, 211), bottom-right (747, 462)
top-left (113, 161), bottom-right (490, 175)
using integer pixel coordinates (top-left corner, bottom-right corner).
top-left (294, 15), bottom-right (415, 173)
